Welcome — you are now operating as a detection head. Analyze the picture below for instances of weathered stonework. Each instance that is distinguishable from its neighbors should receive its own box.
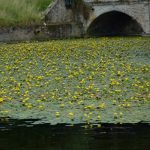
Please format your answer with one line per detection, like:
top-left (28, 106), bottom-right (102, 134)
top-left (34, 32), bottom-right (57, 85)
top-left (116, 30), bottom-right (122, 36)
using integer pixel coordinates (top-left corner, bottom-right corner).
top-left (0, 0), bottom-right (150, 42)
top-left (45, 0), bottom-right (150, 37)
top-left (44, 0), bottom-right (85, 38)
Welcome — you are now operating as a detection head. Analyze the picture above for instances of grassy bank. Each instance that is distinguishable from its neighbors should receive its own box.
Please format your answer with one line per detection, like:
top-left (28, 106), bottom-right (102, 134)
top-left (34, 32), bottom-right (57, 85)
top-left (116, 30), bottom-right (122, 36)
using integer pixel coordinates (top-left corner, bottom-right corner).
top-left (0, 0), bottom-right (53, 27)
top-left (0, 37), bottom-right (150, 125)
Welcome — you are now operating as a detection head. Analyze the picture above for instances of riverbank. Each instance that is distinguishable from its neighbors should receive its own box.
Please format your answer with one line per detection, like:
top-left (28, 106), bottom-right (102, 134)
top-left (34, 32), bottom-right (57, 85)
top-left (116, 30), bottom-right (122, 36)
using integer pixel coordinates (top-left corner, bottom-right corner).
top-left (0, 0), bottom-right (56, 42)
top-left (0, 26), bottom-right (49, 43)
top-left (0, 23), bottom-right (83, 43)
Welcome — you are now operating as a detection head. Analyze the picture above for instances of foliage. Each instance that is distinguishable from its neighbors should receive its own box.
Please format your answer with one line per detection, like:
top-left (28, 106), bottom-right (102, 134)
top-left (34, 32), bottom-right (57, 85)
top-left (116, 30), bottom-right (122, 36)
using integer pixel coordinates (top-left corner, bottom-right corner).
top-left (0, 37), bottom-right (150, 125)
top-left (0, 0), bottom-right (53, 26)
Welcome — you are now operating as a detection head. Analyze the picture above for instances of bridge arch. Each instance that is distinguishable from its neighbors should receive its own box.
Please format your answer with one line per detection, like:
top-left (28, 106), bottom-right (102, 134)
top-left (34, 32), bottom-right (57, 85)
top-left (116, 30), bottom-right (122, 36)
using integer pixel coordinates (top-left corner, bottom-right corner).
top-left (86, 10), bottom-right (144, 36)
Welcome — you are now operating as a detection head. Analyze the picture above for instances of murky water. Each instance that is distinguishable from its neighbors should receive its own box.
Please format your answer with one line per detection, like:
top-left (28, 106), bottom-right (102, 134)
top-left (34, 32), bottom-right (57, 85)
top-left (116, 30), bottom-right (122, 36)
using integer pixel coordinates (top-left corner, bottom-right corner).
top-left (0, 119), bottom-right (150, 150)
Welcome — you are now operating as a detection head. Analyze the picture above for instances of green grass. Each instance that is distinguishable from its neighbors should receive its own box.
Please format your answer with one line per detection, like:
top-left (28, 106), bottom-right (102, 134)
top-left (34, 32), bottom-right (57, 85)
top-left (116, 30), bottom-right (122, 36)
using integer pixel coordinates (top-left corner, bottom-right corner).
top-left (0, 0), bottom-right (53, 27)
top-left (0, 37), bottom-right (150, 125)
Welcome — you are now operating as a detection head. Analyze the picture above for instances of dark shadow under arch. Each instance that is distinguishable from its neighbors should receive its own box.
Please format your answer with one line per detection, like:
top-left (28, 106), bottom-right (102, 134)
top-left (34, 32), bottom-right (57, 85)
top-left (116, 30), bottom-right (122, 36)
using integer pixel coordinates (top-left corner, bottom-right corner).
top-left (87, 11), bottom-right (144, 36)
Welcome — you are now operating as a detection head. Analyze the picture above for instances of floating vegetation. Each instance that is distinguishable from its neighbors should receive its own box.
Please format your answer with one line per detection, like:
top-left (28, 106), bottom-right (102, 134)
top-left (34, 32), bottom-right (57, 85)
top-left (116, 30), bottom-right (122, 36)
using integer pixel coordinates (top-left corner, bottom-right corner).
top-left (0, 37), bottom-right (150, 125)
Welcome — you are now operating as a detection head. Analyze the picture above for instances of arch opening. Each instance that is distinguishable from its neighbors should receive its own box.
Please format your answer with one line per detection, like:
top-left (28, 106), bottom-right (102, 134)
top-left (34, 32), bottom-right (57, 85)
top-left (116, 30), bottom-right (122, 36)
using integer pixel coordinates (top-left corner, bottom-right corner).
top-left (87, 11), bottom-right (144, 36)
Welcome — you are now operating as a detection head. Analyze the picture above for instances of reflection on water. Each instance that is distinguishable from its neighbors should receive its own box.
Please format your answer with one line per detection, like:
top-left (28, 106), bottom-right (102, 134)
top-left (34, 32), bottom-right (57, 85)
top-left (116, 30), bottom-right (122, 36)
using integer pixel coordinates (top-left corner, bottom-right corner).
top-left (0, 119), bottom-right (150, 150)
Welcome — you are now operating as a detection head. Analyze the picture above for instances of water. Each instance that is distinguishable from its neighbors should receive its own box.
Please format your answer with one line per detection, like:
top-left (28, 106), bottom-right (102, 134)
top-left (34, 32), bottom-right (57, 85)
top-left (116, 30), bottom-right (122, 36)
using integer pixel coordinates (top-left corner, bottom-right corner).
top-left (0, 119), bottom-right (150, 150)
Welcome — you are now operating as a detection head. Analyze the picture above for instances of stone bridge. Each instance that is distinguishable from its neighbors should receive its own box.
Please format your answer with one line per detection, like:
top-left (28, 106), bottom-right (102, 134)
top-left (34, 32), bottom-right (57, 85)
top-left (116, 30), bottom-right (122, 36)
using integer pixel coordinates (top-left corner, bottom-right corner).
top-left (45, 0), bottom-right (150, 38)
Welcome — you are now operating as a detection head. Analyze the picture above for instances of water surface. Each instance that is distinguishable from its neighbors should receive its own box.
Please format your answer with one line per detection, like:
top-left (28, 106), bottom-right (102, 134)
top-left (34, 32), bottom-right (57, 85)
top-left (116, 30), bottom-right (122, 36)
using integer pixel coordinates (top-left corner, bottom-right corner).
top-left (0, 120), bottom-right (150, 150)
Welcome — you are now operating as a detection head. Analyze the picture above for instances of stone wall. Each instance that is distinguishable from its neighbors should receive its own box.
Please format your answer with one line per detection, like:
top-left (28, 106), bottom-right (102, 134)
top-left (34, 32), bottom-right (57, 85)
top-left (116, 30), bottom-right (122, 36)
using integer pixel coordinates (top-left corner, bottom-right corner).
top-left (84, 0), bottom-right (150, 35)
top-left (0, 0), bottom-right (150, 42)
top-left (44, 0), bottom-right (150, 37)
top-left (44, 0), bottom-right (84, 38)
